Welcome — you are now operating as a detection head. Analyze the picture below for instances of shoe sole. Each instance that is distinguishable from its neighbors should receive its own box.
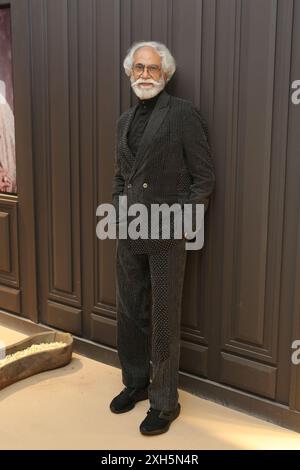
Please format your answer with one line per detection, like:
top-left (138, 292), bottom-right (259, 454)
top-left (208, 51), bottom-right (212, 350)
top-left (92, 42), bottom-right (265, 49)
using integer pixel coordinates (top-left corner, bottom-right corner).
top-left (110, 395), bottom-right (148, 414)
top-left (140, 404), bottom-right (181, 436)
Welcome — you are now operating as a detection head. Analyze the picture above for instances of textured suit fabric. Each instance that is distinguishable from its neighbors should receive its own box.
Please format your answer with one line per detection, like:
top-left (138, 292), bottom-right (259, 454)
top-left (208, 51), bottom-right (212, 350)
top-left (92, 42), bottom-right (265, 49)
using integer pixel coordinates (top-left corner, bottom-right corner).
top-left (112, 89), bottom-right (215, 412)
top-left (112, 89), bottom-right (215, 254)
top-left (116, 237), bottom-right (187, 411)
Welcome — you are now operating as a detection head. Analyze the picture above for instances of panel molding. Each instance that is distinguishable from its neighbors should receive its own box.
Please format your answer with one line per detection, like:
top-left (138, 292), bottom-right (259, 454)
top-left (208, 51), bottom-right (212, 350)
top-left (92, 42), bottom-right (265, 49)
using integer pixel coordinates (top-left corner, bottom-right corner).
top-left (221, 0), bottom-right (280, 365)
top-left (0, 284), bottom-right (20, 314)
top-left (220, 351), bottom-right (277, 399)
top-left (46, 300), bottom-right (82, 335)
top-left (0, 196), bottom-right (19, 287)
top-left (46, 0), bottom-right (82, 306)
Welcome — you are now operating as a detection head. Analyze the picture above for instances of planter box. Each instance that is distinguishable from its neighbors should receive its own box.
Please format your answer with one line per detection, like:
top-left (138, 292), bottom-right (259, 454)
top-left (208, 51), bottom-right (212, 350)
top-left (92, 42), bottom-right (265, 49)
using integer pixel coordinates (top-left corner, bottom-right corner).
top-left (0, 331), bottom-right (73, 390)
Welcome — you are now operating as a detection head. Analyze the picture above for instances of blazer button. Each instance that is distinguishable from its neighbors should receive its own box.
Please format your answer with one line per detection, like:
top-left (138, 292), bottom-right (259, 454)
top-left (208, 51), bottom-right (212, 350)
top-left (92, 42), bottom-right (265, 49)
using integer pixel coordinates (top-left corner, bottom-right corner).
top-left (142, 182), bottom-right (148, 188)
top-left (127, 183), bottom-right (132, 188)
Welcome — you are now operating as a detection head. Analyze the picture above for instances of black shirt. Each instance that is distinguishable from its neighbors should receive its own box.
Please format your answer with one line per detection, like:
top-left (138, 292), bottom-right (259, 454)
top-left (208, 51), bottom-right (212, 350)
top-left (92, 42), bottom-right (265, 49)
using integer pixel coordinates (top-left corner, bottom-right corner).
top-left (127, 90), bottom-right (163, 157)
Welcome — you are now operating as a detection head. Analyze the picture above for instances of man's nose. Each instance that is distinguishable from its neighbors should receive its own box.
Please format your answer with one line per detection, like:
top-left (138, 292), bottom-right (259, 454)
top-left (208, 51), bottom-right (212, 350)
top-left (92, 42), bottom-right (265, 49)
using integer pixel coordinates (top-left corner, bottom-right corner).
top-left (141, 67), bottom-right (151, 79)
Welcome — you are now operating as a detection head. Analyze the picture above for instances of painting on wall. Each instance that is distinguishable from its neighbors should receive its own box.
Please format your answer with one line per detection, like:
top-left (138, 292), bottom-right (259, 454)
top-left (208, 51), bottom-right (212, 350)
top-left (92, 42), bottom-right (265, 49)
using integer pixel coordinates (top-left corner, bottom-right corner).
top-left (0, 6), bottom-right (16, 194)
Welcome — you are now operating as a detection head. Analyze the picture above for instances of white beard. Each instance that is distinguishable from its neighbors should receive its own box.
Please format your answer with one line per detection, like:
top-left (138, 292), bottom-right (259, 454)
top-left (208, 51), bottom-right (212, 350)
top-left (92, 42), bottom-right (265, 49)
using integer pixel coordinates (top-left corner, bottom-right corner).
top-left (130, 75), bottom-right (166, 100)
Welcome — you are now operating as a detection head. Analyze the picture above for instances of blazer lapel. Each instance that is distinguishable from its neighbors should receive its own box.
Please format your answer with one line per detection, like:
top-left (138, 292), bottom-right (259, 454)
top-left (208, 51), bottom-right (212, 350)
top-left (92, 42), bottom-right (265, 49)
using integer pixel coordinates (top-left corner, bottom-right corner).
top-left (121, 105), bottom-right (138, 161)
top-left (121, 89), bottom-right (171, 180)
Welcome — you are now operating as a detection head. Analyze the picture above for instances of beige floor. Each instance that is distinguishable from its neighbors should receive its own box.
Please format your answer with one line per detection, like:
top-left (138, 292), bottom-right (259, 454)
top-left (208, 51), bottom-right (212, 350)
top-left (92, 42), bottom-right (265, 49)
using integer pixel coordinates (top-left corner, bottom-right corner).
top-left (0, 325), bottom-right (300, 450)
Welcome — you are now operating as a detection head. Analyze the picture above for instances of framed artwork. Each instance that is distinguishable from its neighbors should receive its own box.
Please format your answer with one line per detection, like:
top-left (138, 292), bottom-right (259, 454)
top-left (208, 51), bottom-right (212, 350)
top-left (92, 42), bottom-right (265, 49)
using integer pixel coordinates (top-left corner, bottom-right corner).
top-left (0, 5), bottom-right (16, 194)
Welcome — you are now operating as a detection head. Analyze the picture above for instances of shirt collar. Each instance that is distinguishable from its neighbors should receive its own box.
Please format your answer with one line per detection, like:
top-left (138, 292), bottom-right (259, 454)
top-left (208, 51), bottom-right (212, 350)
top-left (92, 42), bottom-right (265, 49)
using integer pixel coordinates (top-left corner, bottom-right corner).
top-left (137, 89), bottom-right (164, 109)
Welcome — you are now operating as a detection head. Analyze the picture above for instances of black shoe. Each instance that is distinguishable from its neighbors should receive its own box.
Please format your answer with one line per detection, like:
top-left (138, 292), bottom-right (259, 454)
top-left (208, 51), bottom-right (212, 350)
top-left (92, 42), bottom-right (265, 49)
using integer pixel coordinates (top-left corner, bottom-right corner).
top-left (139, 403), bottom-right (181, 435)
top-left (110, 386), bottom-right (149, 414)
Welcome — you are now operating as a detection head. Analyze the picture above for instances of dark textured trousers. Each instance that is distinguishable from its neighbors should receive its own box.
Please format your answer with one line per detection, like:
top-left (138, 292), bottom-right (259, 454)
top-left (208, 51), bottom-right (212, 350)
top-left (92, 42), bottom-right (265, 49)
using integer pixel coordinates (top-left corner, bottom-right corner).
top-left (115, 238), bottom-right (187, 412)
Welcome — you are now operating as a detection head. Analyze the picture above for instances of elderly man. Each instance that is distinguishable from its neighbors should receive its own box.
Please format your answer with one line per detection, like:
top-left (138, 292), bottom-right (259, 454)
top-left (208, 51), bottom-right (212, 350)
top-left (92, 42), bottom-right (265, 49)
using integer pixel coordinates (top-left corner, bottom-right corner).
top-left (110, 41), bottom-right (215, 435)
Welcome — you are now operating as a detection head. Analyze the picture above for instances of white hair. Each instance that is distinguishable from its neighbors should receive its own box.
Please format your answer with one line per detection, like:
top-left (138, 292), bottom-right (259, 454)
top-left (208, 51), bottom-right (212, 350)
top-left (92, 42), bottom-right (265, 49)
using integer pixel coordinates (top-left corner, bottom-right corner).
top-left (123, 41), bottom-right (176, 83)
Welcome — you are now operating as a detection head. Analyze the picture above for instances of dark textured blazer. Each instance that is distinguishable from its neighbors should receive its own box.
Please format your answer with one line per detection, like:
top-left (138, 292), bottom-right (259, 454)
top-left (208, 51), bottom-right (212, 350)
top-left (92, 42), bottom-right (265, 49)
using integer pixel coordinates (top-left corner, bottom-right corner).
top-left (112, 89), bottom-right (215, 253)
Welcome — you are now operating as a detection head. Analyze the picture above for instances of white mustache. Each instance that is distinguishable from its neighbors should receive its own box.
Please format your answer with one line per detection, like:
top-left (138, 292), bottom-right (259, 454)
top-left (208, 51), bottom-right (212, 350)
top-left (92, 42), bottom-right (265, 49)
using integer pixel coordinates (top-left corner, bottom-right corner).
top-left (132, 78), bottom-right (158, 86)
top-left (130, 74), bottom-right (166, 100)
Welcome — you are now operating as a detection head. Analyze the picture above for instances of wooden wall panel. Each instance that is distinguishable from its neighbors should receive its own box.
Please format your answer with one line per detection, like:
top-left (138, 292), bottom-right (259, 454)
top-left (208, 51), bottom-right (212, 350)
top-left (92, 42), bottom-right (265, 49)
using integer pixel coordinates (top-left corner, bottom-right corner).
top-left (219, 0), bottom-right (279, 398)
top-left (0, 197), bottom-right (20, 314)
top-left (0, 198), bottom-right (18, 283)
top-left (29, 0), bottom-right (82, 333)
top-left (286, 0), bottom-right (300, 412)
